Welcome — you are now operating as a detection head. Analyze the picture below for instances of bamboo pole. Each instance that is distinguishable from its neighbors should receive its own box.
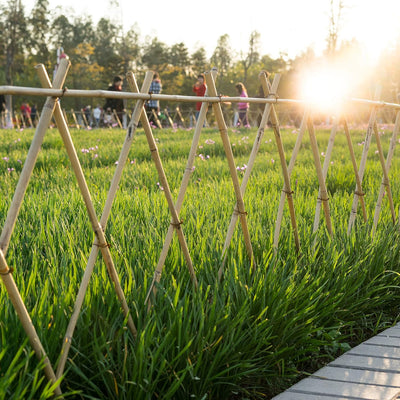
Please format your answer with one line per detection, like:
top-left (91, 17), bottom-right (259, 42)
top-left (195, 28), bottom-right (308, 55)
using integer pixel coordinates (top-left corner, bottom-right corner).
top-left (342, 117), bottom-right (367, 223)
top-left (128, 73), bottom-right (198, 290)
top-left (307, 114), bottom-right (333, 237)
top-left (70, 109), bottom-right (80, 129)
top-left (0, 59), bottom-right (70, 397)
top-left (151, 109), bottom-right (163, 129)
top-left (144, 69), bottom-right (217, 306)
top-left (80, 108), bottom-right (89, 128)
top-left (261, 73), bottom-right (300, 252)
top-left (55, 72), bottom-right (153, 379)
top-left (312, 118), bottom-right (338, 235)
top-left (113, 109), bottom-right (123, 128)
top-left (372, 120), bottom-right (396, 225)
top-left (205, 71), bottom-right (255, 271)
top-left (373, 111), bottom-right (400, 234)
top-left (175, 106), bottom-right (186, 128)
top-left (348, 87), bottom-right (381, 233)
top-left (273, 109), bottom-right (309, 250)
top-left (164, 108), bottom-right (174, 128)
top-left (218, 72), bottom-right (280, 279)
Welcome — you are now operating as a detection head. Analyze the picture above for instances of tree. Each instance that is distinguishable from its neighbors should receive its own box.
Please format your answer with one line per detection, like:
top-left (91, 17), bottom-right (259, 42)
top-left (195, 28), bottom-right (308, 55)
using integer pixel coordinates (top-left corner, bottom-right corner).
top-left (211, 34), bottom-right (232, 78)
top-left (190, 47), bottom-right (209, 76)
top-left (326, 0), bottom-right (345, 57)
top-left (169, 43), bottom-right (190, 68)
top-left (240, 31), bottom-right (260, 84)
top-left (141, 37), bottom-right (170, 71)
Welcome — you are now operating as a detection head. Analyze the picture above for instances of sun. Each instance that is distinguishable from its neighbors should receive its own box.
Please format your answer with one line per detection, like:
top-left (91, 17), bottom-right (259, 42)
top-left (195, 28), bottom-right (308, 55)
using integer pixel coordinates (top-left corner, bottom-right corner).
top-left (299, 67), bottom-right (351, 113)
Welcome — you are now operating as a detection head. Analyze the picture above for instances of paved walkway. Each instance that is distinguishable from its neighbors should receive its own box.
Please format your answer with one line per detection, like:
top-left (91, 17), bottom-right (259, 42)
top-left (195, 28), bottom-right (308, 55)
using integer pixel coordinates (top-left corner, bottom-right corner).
top-left (273, 323), bottom-right (400, 399)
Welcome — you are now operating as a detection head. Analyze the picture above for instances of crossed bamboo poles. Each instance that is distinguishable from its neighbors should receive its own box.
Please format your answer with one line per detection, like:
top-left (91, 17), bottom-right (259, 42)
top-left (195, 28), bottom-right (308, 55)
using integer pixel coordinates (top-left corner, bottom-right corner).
top-left (1, 62), bottom-right (400, 396)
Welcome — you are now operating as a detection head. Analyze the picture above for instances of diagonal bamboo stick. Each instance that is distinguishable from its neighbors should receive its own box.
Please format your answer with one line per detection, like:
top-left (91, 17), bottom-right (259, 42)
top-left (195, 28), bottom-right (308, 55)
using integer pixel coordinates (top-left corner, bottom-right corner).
top-left (342, 117), bottom-right (367, 223)
top-left (373, 111), bottom-right (400, 234)
top-left (144, 69), bottom-right (216, 306)
top-left (55, 72), bottom-right (153, 379)
top-left (260, 73), bottom-right (300, 253)
top-left (204, 71), bottom-right (255, 272)
top-left (273, 109), bottom-right (310, 250)
top-left (348, 87), bottom-right (381, 233)
top-left (312, 118), bottom-right (338, 235)
top-left (218, 72), bottom-right (280, 280)
top-left (0, 60), bottom-right (70, 397)
top-left (372, 120), bottom-right (396, 224)
top-left (307, 115), bottom-right (333, 236)
top-left (127, 73), bottom-right (198, 290)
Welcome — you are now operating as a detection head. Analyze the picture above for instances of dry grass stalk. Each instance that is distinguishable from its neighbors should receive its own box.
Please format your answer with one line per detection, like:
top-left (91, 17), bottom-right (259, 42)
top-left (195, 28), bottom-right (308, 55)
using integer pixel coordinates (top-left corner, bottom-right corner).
top-left (204, 71), bottom-right (255, 272)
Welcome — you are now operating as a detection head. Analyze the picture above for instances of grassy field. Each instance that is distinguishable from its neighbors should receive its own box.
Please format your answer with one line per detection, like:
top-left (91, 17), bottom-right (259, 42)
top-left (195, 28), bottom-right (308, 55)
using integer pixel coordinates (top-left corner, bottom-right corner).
top-left (1, 125), bottom-right (400, 399)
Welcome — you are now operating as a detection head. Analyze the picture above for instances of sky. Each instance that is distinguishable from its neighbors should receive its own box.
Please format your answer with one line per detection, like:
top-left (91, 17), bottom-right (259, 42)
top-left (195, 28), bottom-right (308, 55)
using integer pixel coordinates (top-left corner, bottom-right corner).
top-left (22, 0), bottom-right (400, 62)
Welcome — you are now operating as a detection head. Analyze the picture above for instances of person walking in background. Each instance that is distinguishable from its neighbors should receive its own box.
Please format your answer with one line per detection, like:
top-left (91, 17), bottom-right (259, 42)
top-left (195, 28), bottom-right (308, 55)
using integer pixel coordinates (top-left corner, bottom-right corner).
top-left (235, 82), bottom-right (250, 127)
top-left (104, 75), bottom-right (125, 124)
top-left (93, 105), bottom-right (102, 128)
top-left (193, 73), bottom-right (206, 122)
top-left (146, 72), bottom-right (162, 127)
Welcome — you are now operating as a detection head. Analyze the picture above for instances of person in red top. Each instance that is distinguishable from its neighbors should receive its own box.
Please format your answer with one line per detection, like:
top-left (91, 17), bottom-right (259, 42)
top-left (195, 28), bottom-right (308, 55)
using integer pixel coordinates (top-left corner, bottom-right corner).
top-left (192, 73), bottom-right (206, 122)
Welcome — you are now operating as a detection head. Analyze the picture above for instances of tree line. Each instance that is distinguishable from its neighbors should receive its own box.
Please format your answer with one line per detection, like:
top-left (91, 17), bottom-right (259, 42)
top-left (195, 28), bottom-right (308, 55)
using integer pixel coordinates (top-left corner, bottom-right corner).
top-left (1, 0), bottom-right (400, 114)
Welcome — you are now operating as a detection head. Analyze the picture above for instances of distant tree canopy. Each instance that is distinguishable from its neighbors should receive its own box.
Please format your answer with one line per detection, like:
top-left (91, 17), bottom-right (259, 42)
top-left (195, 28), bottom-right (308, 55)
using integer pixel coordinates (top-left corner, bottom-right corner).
top-left (0, 0), bottom-right (398, 112)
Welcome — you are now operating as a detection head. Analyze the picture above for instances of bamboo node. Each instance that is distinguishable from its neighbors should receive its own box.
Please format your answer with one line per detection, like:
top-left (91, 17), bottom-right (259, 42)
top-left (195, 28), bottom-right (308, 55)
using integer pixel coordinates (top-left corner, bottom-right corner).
top-left (238, 210), bottom-right (248, 216)
top-left (282, 189), bottom-right (294, 195)
top-left (0, 267), bottom-right (14, 275)
top-left (95, 242), bottom-right (111, 248)
top-left (354, 190), bottom-right (365, 196)
top-left (268, 93), bottom-right (279, 104)
top-left (170, 220), bottom-right (184, 228)
top-left (317, 196), bottom-right (329, 201)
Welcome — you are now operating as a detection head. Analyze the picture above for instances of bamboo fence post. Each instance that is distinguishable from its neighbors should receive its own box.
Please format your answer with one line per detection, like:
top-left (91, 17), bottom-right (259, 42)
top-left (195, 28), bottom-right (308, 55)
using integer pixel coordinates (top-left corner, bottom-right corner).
top-left (205, 71), bottom-right (255, 271)
top-left (348, 87), bottom-right (381, 233)
top-left (127, 73), bottom-right (198, 290)
top-left (62, 109), bottom-right (69, 127)
top-left (164, 108), bottom-right (174, 128)
top-left (273, 109), bottom-right (309, 250)
top-left (176, 106), bottom-right (186, 128)
top-left (372, 120), bottom-right (396, 224)
top-left (55, 72), bottom-right (153, 379)
top-left (307, 114), bottom-right (333, 237)
top-left (144, 69), bottom-right (217, 306)
top-left (373, 111), bottom-right (400, 234)
top-left (113, 109), bottom-right (123, 128)
top-left (0, 59), bottom-right (70, 398)
top-left (312, 118), bottom-right (338, 236)
top-left (70, 109), bottom-right (80, 129)
top-left (342, 117), bottom-right (367, 223)
top-left (218, 72), bottom-right (280, 279)
top-left (151, 109), bottom-right (163, 129)
top-left (80, 108), bottom-right (89, 128)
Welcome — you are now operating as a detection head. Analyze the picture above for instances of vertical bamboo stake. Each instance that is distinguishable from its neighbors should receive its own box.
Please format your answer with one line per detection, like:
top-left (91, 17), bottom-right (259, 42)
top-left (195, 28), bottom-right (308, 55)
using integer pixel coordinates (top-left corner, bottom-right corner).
top-left (218, 73), bottom-right (280, 279)
top-left (205, 71), bottom-right (255, 271)
top-left (176, 106), bottom-right (186, 128)
top-left (128, 73), bottom-right (198, 290)
top-left (55, 72), bottom-right (153, 379)
top-left (164, 108), bottom-right (174, 128)
top-left (312, 118), bottom-right (338, 235)
top-left (0, 59), bottom-right (70, 397)
top-left (348, 87), bottom-right (381, 233)
top-left (307, 115), bottom-right (333, 236)
top-left (373, 111), bottom-right (400, 234)
top-left (80, 108), bottom-right (89, 128)
top-left (273, 109), bottom-right (309, 250)
top-left (342, 117), bottom-right (367, 223)
top-left (113, 109), bottom-right (123, 128)
top-left (144, 70), bottom-right (216, 306)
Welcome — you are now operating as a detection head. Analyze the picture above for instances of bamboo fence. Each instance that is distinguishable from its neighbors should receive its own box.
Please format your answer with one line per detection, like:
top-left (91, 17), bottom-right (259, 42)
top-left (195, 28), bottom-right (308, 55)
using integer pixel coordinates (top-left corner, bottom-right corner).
top-left (1, 62), bottom-right (400, 395)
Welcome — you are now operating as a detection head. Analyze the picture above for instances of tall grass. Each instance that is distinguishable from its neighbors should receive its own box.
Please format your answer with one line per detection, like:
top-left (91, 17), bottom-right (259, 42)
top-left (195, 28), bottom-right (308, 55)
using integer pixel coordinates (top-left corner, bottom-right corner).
top-left (0, 125), bottom-right (400, 399)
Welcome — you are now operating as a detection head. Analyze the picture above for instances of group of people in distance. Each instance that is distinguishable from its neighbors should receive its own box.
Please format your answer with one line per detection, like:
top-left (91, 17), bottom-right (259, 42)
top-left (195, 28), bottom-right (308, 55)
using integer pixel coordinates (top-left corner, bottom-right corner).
top-left (100, 72), bottom-right (252, 129)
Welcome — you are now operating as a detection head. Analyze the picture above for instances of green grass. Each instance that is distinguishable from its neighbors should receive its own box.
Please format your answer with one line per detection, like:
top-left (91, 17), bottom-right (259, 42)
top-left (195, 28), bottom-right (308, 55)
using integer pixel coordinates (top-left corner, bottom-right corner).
top-left (1, 125), bottom-right (400, 399)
